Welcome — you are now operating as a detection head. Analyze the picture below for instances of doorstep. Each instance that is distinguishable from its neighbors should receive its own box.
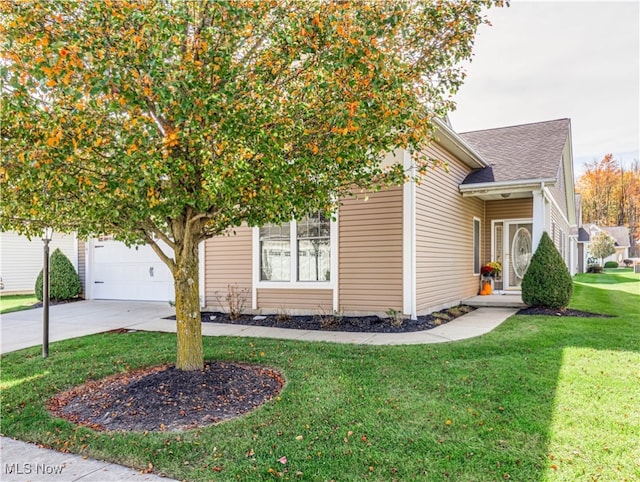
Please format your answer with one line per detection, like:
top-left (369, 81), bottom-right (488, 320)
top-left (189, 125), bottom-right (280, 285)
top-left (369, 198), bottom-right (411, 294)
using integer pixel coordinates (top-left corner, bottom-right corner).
top-left (464, 293), bottom-right (527, 308)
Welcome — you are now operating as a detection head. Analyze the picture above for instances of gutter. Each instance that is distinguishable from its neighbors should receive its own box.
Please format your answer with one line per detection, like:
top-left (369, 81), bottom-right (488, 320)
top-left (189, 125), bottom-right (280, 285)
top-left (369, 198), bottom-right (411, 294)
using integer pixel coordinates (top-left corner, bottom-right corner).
top-left (459, 178), bottom-right (557, 195)
top-left (433, 118), bottom-right (489, 169)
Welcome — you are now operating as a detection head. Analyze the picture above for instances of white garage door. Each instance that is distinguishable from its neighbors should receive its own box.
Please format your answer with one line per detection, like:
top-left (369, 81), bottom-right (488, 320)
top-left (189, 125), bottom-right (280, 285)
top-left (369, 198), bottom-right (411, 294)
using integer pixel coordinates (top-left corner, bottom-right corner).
top-left (92, 238), bottom-right (174, 302)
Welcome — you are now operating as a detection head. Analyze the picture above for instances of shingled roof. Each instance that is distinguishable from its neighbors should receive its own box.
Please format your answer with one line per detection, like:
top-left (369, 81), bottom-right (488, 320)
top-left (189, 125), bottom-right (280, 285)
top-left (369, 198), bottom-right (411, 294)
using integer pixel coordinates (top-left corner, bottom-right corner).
top-left (459, 119), bottom-right (570, 184)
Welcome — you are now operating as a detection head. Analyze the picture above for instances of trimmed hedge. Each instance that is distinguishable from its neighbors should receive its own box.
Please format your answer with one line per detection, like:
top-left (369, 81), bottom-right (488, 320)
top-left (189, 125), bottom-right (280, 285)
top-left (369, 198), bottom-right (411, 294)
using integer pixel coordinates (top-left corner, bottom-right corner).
top-left (35, 248), bottom-right (82, 301)
top-left (604, 261), bottom-right (619, 269)
top-left (521, 232), bottom-right (573, 309)
top-left (586, 264), bottom-right (604, 274)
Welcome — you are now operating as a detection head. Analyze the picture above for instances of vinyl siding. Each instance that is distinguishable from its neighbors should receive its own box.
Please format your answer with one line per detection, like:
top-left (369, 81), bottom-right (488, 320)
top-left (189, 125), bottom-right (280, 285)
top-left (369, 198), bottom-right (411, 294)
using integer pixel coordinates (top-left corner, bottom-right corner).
top-left (0, 231), bottom-right (77, 294)
top-left (551, 204), bottom-right (570, 266)
top-left (257, 288), bottom-right (332, 310)
top-left (547, 139), bottom-right (571, 218)
top-left (338, 188), bottom-right (403, 313)
top-left (204, 226), bottom-right (253, 308)
top-left (415, 143), bottom-right (484, 313)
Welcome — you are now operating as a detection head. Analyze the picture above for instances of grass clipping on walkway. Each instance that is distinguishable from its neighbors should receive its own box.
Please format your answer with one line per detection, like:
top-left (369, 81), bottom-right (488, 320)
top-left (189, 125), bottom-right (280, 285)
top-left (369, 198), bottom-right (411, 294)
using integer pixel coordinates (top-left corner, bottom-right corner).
top-left (2, 271), bottom-right (639, 481)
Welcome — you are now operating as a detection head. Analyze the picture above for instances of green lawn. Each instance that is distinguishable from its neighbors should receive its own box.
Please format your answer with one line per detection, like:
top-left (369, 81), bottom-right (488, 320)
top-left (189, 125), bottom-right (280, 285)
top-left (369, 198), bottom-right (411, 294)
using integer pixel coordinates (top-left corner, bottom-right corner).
top-left (1, 272), bottom-right (638, 481)
top-left (0, 293), bottom-right (38, 314)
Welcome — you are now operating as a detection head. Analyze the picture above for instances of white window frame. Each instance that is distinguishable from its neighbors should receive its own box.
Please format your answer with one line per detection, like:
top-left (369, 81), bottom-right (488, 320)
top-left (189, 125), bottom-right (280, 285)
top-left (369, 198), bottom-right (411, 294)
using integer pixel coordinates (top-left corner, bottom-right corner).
top-left (473, 217), bottom-right (481, 275)
top-left (253, 216), bottom-right (338, 290)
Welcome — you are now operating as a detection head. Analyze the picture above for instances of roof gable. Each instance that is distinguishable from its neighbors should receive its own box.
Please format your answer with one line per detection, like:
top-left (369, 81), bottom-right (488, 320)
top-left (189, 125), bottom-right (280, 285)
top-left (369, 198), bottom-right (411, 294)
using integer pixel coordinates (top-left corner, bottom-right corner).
top-left (459, 118), bottom-right (570, 184)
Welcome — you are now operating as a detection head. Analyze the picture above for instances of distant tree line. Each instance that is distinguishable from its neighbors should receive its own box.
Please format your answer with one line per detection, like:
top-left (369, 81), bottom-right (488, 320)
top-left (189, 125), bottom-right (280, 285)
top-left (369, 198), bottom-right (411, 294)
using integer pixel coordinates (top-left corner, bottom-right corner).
top-left (577, 154), bottom-right (640, 257)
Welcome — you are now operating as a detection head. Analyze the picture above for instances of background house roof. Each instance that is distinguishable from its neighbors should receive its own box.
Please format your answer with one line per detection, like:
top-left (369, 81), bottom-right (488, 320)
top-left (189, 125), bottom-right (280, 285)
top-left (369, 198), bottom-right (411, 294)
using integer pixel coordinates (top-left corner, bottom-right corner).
top-left (600, 226), bottom-right (630, 247)
top-left (581, 223), bottom-right (631, 247)
top-left (459, 118), bottom-right (570, 184)
top-left (578, 227), bottom-right (590, 242)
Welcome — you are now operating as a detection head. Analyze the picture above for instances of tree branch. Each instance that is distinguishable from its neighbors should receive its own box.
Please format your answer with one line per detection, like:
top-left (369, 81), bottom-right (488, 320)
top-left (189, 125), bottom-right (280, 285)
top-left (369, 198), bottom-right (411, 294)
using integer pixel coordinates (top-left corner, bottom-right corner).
top-left (141, 228), bottom-right (176, 272)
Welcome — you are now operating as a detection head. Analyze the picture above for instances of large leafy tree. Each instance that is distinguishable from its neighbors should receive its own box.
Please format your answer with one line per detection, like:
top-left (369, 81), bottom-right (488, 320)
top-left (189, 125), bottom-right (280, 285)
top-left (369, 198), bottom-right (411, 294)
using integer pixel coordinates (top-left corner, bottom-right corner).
top-left (1, 0), bottom-right (503, 370)
top-left (588, 232), bottom-right (616, 265)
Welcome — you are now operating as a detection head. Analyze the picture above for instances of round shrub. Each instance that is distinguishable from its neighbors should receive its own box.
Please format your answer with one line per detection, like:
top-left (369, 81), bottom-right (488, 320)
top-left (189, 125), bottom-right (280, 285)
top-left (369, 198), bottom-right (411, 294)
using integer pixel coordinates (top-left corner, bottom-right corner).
top-left (521, 232), bottom-right (573, 309)
top-left (604, 260), bottom-right (618, 269)
top-left (623, 259), bottom-right (633, 267)
top-left (35, 248), bottom-right (82, 301)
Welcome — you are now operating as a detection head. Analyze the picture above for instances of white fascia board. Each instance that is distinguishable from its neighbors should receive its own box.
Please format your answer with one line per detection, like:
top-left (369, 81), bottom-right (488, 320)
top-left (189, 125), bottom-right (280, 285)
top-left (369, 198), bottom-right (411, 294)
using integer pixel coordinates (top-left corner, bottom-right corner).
top-left (433, 118), bottom-right (489, 170)
top-left (459, 178), bottom-right (557, 196)
top-left (563, 122), bottom-right (577, 225)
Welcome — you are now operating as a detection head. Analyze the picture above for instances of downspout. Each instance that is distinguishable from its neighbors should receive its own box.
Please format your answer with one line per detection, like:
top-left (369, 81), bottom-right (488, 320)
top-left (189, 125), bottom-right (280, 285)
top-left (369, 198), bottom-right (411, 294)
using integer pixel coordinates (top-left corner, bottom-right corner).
top-left (402, 150), bottom-right (417, 320)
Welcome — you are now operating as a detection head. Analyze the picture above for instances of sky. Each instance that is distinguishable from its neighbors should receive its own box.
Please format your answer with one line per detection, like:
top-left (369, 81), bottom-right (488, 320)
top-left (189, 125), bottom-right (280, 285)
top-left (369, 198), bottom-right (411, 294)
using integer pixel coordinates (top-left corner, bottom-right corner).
top-left (448, 0), bottom-right (639, 177)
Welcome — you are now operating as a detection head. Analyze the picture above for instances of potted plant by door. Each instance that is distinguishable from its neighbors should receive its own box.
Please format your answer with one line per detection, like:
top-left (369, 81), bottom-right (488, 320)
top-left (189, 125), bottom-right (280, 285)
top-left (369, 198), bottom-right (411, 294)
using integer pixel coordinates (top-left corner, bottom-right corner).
top-left (479, 261), bottom-right (502, 295)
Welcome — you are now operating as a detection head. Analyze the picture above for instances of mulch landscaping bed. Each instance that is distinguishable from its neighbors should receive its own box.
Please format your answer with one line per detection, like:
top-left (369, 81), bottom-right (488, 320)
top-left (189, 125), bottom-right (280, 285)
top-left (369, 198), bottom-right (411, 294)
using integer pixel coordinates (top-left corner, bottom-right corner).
top-left (32, 297), bottom-right (84, 309)
top-left (166, 305), bottom-right (477, 333)
top-left (47, 361), bottom-right (285, 432)
top-left (517, 307), bottom-right (614, 318)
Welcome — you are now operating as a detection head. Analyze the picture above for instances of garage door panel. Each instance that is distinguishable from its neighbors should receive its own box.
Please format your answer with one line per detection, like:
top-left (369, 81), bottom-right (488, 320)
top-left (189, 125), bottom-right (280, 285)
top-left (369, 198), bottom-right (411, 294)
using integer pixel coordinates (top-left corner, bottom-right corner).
top-left (92, 240), bottom-right (175, 302)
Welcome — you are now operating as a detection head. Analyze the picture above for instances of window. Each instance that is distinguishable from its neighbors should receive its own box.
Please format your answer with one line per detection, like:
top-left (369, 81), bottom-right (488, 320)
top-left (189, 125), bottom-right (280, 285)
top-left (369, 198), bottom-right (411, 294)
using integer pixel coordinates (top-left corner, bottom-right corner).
top-left (260, 212), bottom-right (331, 282)
top-left (297, 212), bottom-right (331, 281)
top-left (259, 223), bottom-right (291, 281)
top-left (473, 218), bottom-right (481, 275)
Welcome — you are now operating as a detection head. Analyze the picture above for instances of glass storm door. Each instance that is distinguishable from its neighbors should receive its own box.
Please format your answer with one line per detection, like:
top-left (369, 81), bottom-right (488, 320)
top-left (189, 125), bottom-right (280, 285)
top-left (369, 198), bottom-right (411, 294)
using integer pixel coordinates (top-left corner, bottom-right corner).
top-left (504, 222), bottom-right (533, 290)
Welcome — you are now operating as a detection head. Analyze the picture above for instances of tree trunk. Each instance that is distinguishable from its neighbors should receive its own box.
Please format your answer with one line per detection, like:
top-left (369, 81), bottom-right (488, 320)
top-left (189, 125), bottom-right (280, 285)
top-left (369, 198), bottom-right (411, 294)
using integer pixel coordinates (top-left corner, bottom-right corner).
top-left (173, 237), bottom-right (203, 371)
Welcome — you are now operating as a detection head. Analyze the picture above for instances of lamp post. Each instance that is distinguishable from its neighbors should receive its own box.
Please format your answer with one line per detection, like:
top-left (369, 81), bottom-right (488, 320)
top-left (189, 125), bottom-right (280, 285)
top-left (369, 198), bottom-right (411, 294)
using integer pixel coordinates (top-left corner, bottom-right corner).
top-left (42, 227), bottom-right (53, 358)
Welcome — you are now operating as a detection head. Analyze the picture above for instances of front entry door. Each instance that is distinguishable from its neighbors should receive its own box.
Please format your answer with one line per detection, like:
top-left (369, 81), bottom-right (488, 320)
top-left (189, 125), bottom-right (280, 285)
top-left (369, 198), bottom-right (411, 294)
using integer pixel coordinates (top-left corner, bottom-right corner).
top-left (504, 221), bottom-right (533, 290)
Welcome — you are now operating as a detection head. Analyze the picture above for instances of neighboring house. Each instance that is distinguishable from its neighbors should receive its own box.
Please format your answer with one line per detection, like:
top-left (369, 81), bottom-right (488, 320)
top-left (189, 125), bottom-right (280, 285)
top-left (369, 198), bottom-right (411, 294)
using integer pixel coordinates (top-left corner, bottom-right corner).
top-left (0, 231), bottom-right (78, 294)
top-left (578, 223), bottom-right (631, 268)
top-left (75, 117), bottom-right (579, 318)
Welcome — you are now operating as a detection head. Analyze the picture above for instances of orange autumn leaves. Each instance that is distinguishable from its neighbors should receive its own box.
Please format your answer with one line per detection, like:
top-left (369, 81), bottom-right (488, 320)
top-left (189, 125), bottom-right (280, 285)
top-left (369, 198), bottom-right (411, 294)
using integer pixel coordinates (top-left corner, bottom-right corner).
top-left (2, 0), bottom-right (503, 369)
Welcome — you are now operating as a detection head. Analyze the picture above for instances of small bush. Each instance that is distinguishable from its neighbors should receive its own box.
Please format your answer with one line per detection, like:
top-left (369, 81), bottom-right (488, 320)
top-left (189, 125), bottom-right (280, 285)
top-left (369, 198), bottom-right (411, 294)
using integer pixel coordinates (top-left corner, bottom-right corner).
top-left (35, 248), bottom-right (82, 301)
top-left (315, 306), bottom-right (343, 330)
top-left (275, 306), bottom-right (292, 323)
top-left (385, 308), bottom-right (404, 328)
top-left (586, 264), bottom-right (603, 273)
top-left (622, 259), bottom-right (633, 267)
top-left (604, 260), bottom-right (619, 269)
top-left (214, 284), bottom-right (248, 320)
top-left (521, 232), bottom-right (573, 309)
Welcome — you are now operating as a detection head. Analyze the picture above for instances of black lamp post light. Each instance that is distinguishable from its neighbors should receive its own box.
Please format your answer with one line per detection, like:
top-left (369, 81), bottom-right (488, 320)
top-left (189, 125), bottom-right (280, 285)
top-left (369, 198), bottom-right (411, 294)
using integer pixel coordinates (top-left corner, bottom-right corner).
top-left (42, 226), bottom-right (52, 358)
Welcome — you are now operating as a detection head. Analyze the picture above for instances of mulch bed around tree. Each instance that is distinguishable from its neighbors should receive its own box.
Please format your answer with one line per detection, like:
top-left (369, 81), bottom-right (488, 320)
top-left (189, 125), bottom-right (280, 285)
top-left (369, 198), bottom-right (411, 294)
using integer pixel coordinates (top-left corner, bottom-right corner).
top-left (166, 305), bottom-right (477, 333)
top-left (47, 361), bottom-right (285, 432)
top-left (517, 307), bottom-right (614, 318)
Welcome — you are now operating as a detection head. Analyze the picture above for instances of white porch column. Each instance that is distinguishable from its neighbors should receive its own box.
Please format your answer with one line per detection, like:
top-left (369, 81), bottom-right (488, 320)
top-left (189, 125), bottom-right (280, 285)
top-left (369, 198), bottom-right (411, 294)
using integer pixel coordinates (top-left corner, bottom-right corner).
top-left (568, 236), bottom-right (577, 276)
top-left (532, 190), bottom-right (547, 251)
top-left (402, 149), bottom-right (417, 320)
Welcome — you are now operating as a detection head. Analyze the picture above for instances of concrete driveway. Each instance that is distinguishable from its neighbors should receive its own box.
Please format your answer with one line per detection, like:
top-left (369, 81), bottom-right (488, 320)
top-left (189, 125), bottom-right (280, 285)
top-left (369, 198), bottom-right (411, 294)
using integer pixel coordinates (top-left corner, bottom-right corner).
top-left (0, 300), bottom-right (174, 354)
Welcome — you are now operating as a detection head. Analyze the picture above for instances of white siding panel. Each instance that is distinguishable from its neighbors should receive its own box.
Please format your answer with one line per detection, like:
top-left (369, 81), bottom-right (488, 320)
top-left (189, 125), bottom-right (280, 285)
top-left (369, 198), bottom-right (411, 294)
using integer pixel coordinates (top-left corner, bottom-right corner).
top-left (0, 231), bottom-right (77, 294)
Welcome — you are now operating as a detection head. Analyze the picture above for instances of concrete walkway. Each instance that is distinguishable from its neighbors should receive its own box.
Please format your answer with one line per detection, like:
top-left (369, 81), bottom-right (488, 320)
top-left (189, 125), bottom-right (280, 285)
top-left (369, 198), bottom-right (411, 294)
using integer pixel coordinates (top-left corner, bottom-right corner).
top-left (1, 300), bottom-right (518, 481)
top-left (0, 438), bottom-right (171, 481)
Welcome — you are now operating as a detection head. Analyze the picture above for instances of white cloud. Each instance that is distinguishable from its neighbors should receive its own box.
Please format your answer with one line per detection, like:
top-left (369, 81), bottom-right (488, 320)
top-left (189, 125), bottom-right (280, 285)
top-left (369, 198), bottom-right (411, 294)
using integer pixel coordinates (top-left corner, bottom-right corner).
top-left (449, 0), bottom-right (639, 173)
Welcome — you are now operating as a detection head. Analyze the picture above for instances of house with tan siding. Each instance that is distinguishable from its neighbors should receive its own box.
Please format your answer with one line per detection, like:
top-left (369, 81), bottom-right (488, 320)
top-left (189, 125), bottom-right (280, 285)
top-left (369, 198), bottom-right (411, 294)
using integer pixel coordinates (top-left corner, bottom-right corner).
top-left (77, 118), bottom-right (578, 319)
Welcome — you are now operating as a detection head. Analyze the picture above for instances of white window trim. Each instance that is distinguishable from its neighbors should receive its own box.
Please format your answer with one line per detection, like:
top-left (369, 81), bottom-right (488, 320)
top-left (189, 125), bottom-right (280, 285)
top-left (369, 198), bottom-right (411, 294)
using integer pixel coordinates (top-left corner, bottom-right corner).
top-left (252, 217), bottom-right (338, 294)
top-left (473, 216), bottom-right (481, 275)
